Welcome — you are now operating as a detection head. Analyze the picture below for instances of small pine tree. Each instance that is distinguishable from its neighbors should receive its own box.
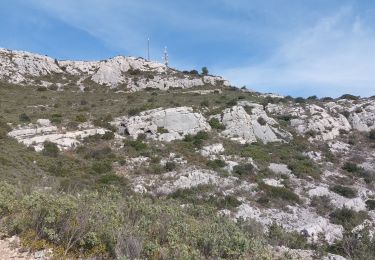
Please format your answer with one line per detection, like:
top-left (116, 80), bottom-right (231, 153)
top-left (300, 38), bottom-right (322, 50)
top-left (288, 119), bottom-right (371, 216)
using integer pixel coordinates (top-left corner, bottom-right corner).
top-left (201, 67), bottom-right (209, 75)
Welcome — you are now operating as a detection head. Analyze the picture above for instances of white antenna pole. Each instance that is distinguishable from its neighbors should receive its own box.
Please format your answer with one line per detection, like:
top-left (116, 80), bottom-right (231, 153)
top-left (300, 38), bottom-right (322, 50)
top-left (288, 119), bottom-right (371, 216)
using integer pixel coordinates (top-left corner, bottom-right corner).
top-left (163, 46), bottom-right (169, 67)
top-left (147, 37), bottom-right (150, 61)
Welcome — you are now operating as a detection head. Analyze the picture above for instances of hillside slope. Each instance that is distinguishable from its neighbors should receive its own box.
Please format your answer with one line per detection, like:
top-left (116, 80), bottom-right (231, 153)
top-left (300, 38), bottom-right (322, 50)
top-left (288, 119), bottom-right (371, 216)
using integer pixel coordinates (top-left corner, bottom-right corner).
top-left (0, 48), bottom-right (375, 259)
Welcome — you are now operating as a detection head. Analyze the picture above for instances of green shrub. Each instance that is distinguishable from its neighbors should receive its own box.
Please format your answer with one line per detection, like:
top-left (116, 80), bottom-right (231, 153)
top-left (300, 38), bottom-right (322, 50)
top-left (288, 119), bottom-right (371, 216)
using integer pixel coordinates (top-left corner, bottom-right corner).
top-left (75, 114), bottom-right (87, 123)
top-left (215, 195), bottom-right (241, 210)
top-left (330, 185), bottom-right (357, 198)
top-left (165, 161), bottom-right (177, 172)
top-left (233, 163), bottom-right (254, 177)
top-left (267, 223), bottom-right (308, 249)
top-left (294, 97), bottom-right (305, 103)
top-left (226, 99), bottom-right (237, 107)
top-left (310, 196), bottom-right (333, 216)
top-left (42, 141), bottom-right (59, 157)
top-left (19, 113), bottom-right (31, 123)
top-left (37, 86), bottom-right (47, 91)
top-left (340, 94), bottom-right (359, 100)
top-left (200, 100), bottom-right (209, 107)
top-left (257, 117), bottom-right (267, 126)
top-left (342, 162), bottom-right (360, 173)
top-left (157, 127), bottom-right (169, 134)
top-left (97, 174), bottom-right (125, 185)
top-left (207, 159), bottom-right (226, 170)
top-left (201, 67), bottom-right (209, 75)
top-left (208, 118), bottom-right (225, 130)
top-left (330, 208), bottom-right (368, 230)
top-left (259, 183), bottom-right (300, 204)
top-left (183, 131), bottom-right (209, 148)
top-left (82, 145), bottom-right (113, 160)
top-left (123, 139), bottom-right (147, 151)
top-left (50, 114), bottom-right (62, 124)
top-left (365, 200), bottom-right (375, 210)
top-left (91, 160), bottom-right (112, 174)
top-left (287, 157), bottom-right (320, 179)
top-left (0, 120), bottom-right (10, 139)
top-left (244, 105), bottom-right (253, 115)
top-left (369, 130), bottom-right (375, 140)
top-left (307, 95), bottom-right (317, 100)
top-left (101, 131), bottom-right (115, 140)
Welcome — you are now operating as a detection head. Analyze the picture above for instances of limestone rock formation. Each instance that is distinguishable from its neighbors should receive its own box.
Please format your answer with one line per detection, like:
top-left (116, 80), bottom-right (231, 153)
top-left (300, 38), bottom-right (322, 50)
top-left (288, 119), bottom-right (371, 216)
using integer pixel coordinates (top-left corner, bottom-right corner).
top-left (0, 48), bottom-right (229, 91)
top-left (219, 105), bottom-right (288, 144)
top-left (120, 107), bottom-right (211, 141)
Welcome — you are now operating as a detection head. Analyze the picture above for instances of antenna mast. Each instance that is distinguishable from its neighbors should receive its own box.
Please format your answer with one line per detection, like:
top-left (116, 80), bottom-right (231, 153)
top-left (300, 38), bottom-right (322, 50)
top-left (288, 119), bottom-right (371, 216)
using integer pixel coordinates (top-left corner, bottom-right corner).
top-left (163, 46), bottom-right (169, 67)
top-left (147, 37), bottom-right (150, 61)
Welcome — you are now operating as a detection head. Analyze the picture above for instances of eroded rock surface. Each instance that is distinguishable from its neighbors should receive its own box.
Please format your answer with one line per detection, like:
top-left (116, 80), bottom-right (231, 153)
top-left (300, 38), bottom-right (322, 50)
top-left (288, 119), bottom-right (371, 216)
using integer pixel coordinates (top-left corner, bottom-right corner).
top-left (120, 107), bottom-right (211, 141)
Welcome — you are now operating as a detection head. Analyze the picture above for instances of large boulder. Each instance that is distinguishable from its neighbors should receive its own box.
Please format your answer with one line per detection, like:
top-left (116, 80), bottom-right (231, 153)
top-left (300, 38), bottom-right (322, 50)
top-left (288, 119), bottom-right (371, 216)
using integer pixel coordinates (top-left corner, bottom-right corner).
top-left (219, 104), bottom-right (288, 144)
top-left (121, 107), bottom-right (211, 141)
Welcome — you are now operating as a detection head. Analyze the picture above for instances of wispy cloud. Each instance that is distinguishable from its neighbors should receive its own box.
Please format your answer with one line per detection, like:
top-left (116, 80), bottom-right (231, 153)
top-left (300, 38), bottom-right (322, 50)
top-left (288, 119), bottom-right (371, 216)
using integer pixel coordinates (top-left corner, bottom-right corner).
top-left (220, 7), bottom-right (375, 97)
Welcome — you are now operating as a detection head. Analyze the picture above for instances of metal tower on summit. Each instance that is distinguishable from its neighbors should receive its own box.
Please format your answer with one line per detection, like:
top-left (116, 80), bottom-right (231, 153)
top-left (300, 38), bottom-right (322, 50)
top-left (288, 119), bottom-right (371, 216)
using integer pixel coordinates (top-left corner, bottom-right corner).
top-left (163, 47), bottom-right (169, 67)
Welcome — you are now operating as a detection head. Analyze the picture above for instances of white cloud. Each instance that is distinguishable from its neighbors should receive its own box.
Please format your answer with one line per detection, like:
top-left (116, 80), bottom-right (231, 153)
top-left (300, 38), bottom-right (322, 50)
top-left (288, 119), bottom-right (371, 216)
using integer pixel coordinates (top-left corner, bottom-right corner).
top-left (220, 7), bottom-right (375, 97)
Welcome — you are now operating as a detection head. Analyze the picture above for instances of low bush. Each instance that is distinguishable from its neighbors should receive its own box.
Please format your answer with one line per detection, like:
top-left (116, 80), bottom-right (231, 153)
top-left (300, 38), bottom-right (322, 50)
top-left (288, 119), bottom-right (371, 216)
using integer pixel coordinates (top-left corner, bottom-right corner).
top-left (82, 145), bottom-right (113, 160)
top-left (369, 130), bottom-right (375, 140)
top-left (208, 118), bottom-right (225, 130)
top-left (365, 200), bottom-right (375, 210)
top-left (19, 113), bottom-right (31, 123)
top-left (330, 207), bottom-right (368, 230)
top-left (42, 141), bottom-right (59, 157)
top-left (339, 94), bottom-right (359, 100)
top-left (101, 131), bottom-right (115, 140)
top-left (157, 127), bottom-right (169, 134)
top-left (165, 161), bottom-right (177, 172)
top-left (307, 95), bottom-right (317, 100)
top-left (267, 223), bottom-right (308, 249)
top-left (257, 117), bottom-right (267, 126)
top-left (287, 157), bottom-right (320, 179)
top-left (310, 195), bottom-right (333, 216)
top-left (50, 114), bottom-right (62, 124)
top-left (123, 139), bottom-right (147, 152)
top-left (233, 163), bottom-right (254, 177)
top-left (75, 114), bottom-right (87, 123)
top-left (183, 131), bottom-right (209, 148)
top-left (259, 183), bottom-right (300, 204)
top-left (294, 97), bottom-right (305, 103)
top-left (342, 162), bottom-right (360, 173)
top-left (330, 185), bottom-right (357, 198)
top-left (91, 160), bottom-right (112, 174)
top-left (0, 120), bottom-right (10, 139)
top-left (207, 159), bottom-right (226, 170)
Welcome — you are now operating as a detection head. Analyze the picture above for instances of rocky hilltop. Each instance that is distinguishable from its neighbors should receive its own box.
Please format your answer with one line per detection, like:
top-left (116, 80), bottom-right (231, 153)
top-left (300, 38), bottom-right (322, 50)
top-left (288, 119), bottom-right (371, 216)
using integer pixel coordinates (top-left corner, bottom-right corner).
top-left (0, 48), bottom-right (228, 90)
top-left (0, 48), bottom-right (375, 259)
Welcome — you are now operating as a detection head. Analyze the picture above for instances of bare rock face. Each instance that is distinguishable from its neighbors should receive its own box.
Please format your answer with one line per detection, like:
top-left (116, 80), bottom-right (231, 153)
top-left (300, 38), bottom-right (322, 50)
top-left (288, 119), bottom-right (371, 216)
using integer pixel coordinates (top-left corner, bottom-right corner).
top-left (121, 107), bottom-right (211, 141)
top-left (220, 105), bottom-right (288, 144)
top-left (267, 103), bottom-right (352, 141)
top-left (0, 48), bottom-right (229, 91)
top-left (8, 121), bottom-right (107, 151)
top-left (200, 143), bottom-right (225, 157)
top-left (348, 101), bottom-right (375, 132)
top-left (235, 204), bottom-right (344, 244)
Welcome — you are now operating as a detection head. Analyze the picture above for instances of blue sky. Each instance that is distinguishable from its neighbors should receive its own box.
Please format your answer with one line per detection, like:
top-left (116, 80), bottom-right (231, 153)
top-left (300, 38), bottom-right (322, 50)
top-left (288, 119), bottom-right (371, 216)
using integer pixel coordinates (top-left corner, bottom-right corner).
top-left (1, 0), bottom-right (375, 97)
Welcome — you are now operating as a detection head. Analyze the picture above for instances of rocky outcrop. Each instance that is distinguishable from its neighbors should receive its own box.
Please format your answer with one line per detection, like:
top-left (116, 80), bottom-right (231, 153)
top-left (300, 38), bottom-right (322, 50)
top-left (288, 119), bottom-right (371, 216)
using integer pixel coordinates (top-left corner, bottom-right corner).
top-left (8, 120), bottom-right (107, 151)
top-left (235, 204), bottom-right (343, 244)
top-left (307, 185), bottom-right (371, 212)
top-left (200, 143), bottom-right (225, 157)
top-left (0, 48), bottom-right (229, 90)
top-left (348, 101), bottom-right (375, 132)
top-left (267, 103), bottom-right (352, 141)
top-left (120, 107), bottom-right (211, 141)
top-left (219, 104), bottom-right (289, 144)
